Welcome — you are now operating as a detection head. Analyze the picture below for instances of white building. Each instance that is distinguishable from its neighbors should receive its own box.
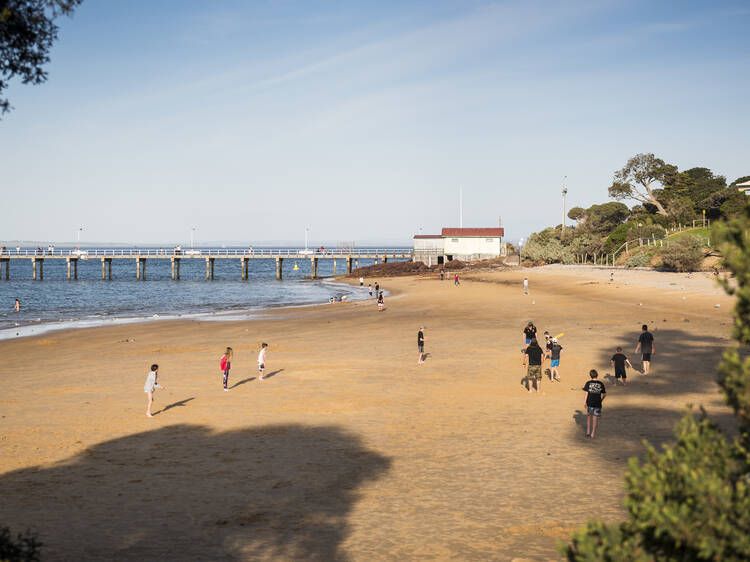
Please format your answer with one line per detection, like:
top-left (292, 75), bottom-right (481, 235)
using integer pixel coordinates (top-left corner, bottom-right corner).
top-left (413, 228), bottom-right (506, 265)
top-left (737, 180), bottom-right (750, 195)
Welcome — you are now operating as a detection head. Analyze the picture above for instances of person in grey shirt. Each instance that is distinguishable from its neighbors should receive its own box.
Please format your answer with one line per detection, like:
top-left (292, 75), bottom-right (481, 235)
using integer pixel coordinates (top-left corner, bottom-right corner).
top-left (144, 364), bottom-right (163, 417)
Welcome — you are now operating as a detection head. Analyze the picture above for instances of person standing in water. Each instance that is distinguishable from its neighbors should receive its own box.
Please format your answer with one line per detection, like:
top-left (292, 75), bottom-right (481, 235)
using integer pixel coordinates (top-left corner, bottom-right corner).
top-left (144, 364), bottom-right (163, 418)
top-left (220, 347), bottom-right (233, 391)
top-left (359, 276), bottom-right (364, 287)
top-left (14, 299), bottom-right (20, 312)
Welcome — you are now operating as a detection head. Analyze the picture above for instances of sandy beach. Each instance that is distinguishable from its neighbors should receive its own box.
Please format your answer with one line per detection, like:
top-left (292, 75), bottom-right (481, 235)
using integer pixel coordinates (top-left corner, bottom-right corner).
top-left (0, 266), bottom-right (735, 560)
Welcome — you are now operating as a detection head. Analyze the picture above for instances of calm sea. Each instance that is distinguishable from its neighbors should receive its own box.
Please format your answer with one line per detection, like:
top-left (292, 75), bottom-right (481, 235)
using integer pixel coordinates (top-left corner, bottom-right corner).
top-left (0, 247), bottom-right (405, 340)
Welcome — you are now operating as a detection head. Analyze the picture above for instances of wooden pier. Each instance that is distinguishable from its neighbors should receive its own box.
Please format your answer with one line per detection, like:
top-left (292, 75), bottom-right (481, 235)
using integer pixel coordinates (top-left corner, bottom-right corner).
top-left (0, 249), bottom-right (411, 280)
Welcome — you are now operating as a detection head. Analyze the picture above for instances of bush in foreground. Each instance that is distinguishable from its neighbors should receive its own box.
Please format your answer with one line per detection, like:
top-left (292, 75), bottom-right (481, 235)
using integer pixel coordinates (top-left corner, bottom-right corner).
top-left (561, 203), bottom-right (750, 560)
top-left (0, 526), bottom-right (42, 561)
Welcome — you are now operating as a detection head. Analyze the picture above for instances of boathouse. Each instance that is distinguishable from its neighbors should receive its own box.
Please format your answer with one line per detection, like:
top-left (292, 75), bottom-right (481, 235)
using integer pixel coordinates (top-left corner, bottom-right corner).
top-left (413, 227), bottom-right (506, 265)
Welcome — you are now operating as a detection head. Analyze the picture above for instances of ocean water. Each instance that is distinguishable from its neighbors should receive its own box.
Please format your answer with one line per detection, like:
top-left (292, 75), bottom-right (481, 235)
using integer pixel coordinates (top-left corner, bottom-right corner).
top-left (0, 248), bottom-right (404, 340)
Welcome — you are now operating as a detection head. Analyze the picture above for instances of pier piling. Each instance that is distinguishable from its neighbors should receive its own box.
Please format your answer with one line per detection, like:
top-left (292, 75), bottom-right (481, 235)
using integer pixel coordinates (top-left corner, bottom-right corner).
top-left (275, 257), bottom-right (283, 280)
top-left (101, 258), bottom-right (112, 280)
top-left (310, 257), bottom-right (318, 278)
top-left (206, 258), bottom-right (215, 280)
top-left (171, 258), bottom-right (181, 280)
top-left (66, 258), bottom-right (78, 280)
top-left (346, 257), bottom-right (352, 274)
top-left (1, 259), bottom-right (8, 280)
top-left (241, 257), bottom-right (249, 280)
top-left (32, 258), bottom-right (43, 280)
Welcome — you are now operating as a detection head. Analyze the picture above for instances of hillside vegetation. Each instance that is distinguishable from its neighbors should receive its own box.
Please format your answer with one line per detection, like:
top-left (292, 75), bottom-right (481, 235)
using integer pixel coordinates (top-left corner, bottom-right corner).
top-left (523, 153), bottom-right (747, 271)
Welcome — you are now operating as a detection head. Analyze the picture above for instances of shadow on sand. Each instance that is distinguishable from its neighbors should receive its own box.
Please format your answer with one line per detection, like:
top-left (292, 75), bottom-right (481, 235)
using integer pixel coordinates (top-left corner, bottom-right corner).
top-left (569, 327), bottom-right (736, 460)
top-left (154, 397), bottom-right (194, 415)
top-left (0, 424), bottom-right (391, 560)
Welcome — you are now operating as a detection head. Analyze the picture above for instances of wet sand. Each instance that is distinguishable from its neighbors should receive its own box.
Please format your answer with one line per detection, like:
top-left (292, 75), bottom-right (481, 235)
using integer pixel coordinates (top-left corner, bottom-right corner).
top-left (0, 267), bottom-right (735, 560)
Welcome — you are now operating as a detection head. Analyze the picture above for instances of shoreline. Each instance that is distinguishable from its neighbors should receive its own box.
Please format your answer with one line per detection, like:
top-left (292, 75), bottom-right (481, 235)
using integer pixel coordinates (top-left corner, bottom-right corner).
top-left (0, 276), bottom-right (384, 341)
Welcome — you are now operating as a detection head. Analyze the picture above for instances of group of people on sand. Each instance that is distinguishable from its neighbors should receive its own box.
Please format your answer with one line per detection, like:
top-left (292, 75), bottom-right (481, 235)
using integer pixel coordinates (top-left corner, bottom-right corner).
top-left (522, 320), bottom-right (656, 439)
top-left (144, 343), bottom-right (269, 417)
top-left (359, 278), bottom-right (385, 311)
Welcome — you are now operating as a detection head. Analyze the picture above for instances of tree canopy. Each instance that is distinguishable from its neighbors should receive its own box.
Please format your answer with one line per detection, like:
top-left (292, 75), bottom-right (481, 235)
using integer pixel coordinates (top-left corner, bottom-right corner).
top-left (0, 0), bottom-right (81, 116)
top-left (608, 153), bottom-right (677, 215)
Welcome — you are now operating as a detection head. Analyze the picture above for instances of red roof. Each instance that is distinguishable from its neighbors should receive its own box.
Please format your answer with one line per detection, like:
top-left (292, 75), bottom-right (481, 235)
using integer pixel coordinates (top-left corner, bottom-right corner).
top-left (413, 234), bottom-right (442, 239)
top-left (441, 228), bottom-right (504, 237)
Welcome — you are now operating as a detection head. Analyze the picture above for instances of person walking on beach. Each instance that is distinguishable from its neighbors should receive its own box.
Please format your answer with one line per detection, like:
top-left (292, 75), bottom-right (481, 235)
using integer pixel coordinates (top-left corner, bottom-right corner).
top-left (417, 326), bottom-right (426, 364)
top-left (523, 338), bottom-right (544, 393)
top-left (549, 337), bottom-right (563, 382)
top-left (440, 269), bottom-right (445, 281)
top-left (634, 324), bottom-right (655, 375)
top-left (14, 299), bottom-right (20, 312)
top-left (454, 273), bottom-right (460, 286)
top-left (523, 277), bottom-right (529, 295)
top-left (144, 364), bottom-right (163, 418)
top-left (359, 276), bottom-right (364, 287)
top-left (368, 283), bottom-right (373, 297)
top-left (258, 343), bottom-right (268, 380)
top-left (583, 369), bottom-right (606, 438)
top-left (523, 322), bottom-right (537, 347)
top-left (375, 281), bottom-right (380, 295)
top-left (220, 347), bottom-right (233, 391)
top-left (611, 346), bottom-right (633, 386)
top-left (377, 291), bottom-right (385, 312)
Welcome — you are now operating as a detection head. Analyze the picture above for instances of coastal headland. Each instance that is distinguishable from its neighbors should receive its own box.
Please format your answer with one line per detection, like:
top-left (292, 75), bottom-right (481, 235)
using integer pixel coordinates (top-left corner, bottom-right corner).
top-left (0, 266), bottom-right (734, 560)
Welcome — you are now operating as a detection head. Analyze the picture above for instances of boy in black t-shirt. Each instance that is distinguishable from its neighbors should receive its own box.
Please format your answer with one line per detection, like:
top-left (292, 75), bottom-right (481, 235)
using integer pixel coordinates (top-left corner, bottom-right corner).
top-left (635, 324), bottom-right (655, 375)
top-left (583, 369), bottom-right (606, 438)
top-left (523, 322), bottom-right (537, 347)
top-left (611, 347), bottom-right (633, 386)
top-left (523, 338), bottom-right (544, 393)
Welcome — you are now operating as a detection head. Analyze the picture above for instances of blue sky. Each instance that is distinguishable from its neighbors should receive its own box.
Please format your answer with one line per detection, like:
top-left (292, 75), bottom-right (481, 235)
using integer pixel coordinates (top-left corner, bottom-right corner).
top-left (1, 0), bottom-right (748, 245)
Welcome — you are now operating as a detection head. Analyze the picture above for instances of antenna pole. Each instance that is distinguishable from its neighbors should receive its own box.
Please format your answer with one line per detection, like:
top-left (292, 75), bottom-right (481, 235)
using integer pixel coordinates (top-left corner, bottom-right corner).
top-left (459, 187), bottom-right (463, 228)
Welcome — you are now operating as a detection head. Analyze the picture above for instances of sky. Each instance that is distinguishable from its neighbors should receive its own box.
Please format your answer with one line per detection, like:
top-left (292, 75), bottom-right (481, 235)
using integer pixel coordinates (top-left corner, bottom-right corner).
top-left (1, 0), bottom-right (748, 245)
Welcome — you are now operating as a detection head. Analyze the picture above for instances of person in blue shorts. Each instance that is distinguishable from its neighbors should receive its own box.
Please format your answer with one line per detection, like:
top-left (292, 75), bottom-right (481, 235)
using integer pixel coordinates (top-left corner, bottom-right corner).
top-left (548, 337), bottom-right (563, 382)
top-left (523, 322), bottom-right (537, 347)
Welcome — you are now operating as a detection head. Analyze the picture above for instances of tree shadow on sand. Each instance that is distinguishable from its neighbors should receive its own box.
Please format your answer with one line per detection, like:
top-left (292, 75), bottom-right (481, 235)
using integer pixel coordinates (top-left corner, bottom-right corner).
top-left (568, 327), bottom-right (735, 462)
top-left (0, 424), bottom-right (391, 561)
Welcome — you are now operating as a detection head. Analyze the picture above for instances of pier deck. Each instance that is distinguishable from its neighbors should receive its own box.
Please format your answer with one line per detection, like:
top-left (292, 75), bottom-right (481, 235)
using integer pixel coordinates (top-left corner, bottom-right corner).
top-left (0, 249), bottom-right (412, 280)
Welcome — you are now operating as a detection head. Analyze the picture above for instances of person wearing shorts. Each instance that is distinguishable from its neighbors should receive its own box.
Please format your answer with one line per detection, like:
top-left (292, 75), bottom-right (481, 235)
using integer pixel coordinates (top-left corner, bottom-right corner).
top-left (635, 324), bottom-right (655, 375)
top-left (611, 347), bottom-right (633, 386)
top-left (549, 338), bottom-right (563, 382)
top-left (523, 338), bottom-right (544, 393)
top-left (417, 326), bottom-right (426, 364)
top-left (582, 369), bottom-right (606, 438)
top-left (258, 343), bottom-right (268, 380)
top-left (523, 322), bottom-right (537, 347)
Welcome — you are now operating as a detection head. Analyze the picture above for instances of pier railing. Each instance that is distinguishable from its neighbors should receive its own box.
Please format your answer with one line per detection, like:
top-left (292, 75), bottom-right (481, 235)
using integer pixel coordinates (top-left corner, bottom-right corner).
top-left (0, 248), bottom-right (411, 257)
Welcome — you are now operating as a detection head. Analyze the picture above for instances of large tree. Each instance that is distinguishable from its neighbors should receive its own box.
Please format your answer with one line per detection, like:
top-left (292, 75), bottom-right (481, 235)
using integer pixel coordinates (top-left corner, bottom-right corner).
top-left (0, 0), bottom-right (81, 116)
top-left (608, 153), bottom-right (677, 216)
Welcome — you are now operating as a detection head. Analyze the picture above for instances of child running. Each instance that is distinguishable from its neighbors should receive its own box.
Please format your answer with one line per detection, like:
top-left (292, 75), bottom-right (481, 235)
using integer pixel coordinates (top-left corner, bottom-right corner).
top-left (258, 343), bottom-right (268, 380)
top-left (220, 347), bottom-right (233, 391)
top-left (582, 369), bottom-right (606, 438)
top-left (144, 363), bottom-right (163, 418)
top-left (368, 283), bottom-right (373, 297)
top-left (377, 291), bottom-right (385, 311)
top-left (611, 346), bottom-right (634, 386)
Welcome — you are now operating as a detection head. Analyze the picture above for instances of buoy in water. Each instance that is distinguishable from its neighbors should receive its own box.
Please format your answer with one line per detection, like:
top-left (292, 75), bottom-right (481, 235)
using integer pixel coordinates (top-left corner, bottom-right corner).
top-left (293, 262), bottom-right (299, 271)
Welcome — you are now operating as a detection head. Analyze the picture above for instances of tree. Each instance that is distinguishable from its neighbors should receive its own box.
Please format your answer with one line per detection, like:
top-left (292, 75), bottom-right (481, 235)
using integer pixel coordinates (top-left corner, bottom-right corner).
top-left (568, 207), bottom-right (586, 224)
top-left (584, 202), bottom-right (630, 235)
top-left (608, 153), bottom-right (677, 216)
top-left (0, 0), bottom-right (82, 116)
top-left (562, 202), bottom-right (750, 560)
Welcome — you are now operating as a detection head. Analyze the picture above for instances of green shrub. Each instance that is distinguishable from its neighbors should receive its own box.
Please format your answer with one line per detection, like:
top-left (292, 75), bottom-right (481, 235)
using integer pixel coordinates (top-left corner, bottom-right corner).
top-left (625, 253), bottom-right (650, 268)
top-left (661, 236), bottom-right (704, 272)
top-left (522, 238), bottom-right (574, 264)
top-left (0, 526), bottom-right (42, 562)
top-left (561, 202), bottom-right (750, 561)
